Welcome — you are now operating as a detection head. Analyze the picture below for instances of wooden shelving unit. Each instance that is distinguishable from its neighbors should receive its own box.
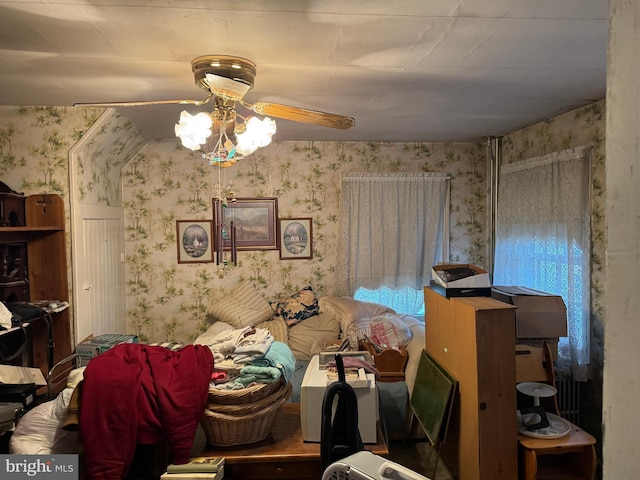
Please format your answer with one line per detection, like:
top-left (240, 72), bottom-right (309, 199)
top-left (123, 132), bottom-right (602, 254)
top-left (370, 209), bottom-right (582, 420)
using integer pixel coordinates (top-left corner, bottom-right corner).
top-left (0, 193), bottom-right (72, 380)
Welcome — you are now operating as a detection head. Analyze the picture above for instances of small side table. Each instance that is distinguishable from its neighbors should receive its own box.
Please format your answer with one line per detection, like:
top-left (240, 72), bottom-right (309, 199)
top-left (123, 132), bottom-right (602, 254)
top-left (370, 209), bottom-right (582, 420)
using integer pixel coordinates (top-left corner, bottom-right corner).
top-left (198, 403), bottom-right (389, 480)
top-left (518, 424), bottom-right (596, 480)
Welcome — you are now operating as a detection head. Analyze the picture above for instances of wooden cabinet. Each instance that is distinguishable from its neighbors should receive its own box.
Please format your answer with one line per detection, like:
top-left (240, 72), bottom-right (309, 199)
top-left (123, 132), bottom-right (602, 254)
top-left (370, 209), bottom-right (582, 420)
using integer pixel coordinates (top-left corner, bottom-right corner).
top-left (0, 193), bottom-right (72, 380)
top-left (424, 287), bottom-right (518, 480)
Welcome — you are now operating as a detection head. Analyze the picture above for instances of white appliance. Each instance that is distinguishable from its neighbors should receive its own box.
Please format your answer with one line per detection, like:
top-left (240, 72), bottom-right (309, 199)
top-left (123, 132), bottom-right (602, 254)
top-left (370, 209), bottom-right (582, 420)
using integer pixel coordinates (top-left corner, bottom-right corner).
top-left (322, 451), bottom-right (431, 480)
top-left (300, 354), bottom-right (378, 443)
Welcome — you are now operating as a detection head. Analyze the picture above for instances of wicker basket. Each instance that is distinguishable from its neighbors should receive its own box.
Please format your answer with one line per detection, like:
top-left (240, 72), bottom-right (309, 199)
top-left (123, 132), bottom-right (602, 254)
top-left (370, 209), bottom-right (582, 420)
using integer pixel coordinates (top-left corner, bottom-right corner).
top-left (200, 381), bottom-right (292, 447)
top-left (207, 382), bottom-right (288, 414)
top-left (207, 378), bottom-right (283, 405)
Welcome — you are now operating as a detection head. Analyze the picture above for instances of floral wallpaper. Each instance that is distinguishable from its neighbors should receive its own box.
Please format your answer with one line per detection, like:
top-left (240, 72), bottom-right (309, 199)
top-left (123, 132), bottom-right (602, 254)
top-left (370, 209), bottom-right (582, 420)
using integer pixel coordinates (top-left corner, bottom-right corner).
top-left (0, 106), bottom-right (98, 200)
top-left (74, 109), bottom-right (148, 206)
top-left (122, 140), bottom-right (488, 344)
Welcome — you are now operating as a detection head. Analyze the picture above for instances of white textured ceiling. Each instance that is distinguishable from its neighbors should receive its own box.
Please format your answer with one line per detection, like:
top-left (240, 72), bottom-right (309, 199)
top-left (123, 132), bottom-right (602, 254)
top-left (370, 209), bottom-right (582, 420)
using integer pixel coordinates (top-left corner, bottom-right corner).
top-left (0, 0), bottom-right (608, 142)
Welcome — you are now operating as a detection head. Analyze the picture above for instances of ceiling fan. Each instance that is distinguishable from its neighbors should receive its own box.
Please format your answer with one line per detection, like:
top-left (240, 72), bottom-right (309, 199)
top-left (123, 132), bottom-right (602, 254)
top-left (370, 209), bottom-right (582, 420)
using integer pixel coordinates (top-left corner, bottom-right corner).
top-left (73, 54), bottom-right (356, 131)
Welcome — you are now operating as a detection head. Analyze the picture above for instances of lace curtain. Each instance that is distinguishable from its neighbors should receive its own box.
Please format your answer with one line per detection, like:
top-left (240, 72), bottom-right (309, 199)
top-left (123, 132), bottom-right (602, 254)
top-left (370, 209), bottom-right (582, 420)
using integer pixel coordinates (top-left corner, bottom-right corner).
top-left (337, 172), bottom-right (450, 314)
top-left (493, 146), bottom-right (591, 381)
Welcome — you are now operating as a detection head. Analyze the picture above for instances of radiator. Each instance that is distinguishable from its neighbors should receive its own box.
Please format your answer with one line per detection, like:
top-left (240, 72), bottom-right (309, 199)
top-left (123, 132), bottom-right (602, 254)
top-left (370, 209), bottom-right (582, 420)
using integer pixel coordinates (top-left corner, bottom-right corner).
top-left (555, 378), bottom-right (581, 425)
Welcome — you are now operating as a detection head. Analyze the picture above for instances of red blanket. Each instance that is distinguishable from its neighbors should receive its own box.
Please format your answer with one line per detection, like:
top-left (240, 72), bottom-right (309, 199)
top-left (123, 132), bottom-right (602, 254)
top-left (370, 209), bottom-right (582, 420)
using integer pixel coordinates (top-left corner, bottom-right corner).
top-left (79, 343), bottom-right (213, 480)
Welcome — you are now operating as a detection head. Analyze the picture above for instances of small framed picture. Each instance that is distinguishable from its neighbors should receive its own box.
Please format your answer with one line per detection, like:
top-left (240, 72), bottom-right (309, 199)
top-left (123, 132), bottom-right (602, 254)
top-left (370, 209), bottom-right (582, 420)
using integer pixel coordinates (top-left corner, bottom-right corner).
top-left (278, 217), bottom-right (313, 260)
top-left (176, 220), bottom-right (213, 264)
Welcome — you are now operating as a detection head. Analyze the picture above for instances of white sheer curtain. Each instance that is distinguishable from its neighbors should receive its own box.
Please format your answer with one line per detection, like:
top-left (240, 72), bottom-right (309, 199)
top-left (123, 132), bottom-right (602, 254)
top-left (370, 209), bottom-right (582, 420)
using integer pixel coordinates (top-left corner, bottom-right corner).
top-left (493, 146), bottom-right (591, 381)
top-left (337, 172), bottom-right (450, 315)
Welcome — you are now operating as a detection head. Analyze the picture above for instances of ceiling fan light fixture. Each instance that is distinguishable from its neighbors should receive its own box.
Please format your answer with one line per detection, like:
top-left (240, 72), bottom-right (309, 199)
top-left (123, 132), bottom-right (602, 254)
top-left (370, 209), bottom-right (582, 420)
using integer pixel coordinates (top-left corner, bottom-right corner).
top-left (235, 116), bottom-right (277, 156)
top-left (175, 110), bottom-right (213, 150)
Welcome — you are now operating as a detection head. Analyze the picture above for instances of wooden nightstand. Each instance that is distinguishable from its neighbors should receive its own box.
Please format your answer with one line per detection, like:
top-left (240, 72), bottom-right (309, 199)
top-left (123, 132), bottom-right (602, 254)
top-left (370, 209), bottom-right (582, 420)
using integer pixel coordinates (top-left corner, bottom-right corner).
top-left (198, 403), bottom-right (389, 480)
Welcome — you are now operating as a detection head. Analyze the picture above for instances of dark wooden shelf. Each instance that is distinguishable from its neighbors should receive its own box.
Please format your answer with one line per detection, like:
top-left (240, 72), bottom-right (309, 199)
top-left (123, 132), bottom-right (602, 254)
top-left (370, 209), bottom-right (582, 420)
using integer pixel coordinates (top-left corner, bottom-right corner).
top-left (0, 226), bottom-right (63, 233)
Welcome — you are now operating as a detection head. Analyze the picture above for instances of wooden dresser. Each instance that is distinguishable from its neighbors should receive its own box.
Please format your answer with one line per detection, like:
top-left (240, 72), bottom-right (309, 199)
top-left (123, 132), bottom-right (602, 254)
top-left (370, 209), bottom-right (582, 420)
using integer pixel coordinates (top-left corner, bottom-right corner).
top-left (424, 287), bottom-right (517, 480)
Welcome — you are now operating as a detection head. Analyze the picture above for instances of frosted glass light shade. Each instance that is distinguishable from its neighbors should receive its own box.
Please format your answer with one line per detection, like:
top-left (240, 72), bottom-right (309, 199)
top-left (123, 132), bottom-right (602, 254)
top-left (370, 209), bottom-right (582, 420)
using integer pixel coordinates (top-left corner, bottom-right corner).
top-left (175, 111), bottom-right (213, 150)
top-left (236, 116), bottom-right (276, 155)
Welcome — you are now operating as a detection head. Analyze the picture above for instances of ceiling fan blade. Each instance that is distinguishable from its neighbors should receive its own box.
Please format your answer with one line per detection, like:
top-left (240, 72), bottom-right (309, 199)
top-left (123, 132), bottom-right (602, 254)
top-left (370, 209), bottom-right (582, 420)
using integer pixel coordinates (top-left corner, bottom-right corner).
top-left (243, 101), bottom-right (355, 130)
top-left (73, 93), bottom-right (214, 108)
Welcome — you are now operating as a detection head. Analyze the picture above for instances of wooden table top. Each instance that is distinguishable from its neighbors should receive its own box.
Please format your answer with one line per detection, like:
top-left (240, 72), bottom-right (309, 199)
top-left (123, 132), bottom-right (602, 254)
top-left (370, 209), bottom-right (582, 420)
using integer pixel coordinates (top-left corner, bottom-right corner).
top-left (518, 423), bottom-right (596, 451)
top-left (198, 402), bottom-right (389, 464)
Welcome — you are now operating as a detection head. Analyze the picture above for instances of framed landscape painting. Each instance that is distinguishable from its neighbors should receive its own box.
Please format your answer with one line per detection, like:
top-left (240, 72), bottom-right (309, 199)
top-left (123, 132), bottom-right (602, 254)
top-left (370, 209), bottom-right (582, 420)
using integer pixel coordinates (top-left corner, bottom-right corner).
top-left (213, 197), bottom-right (278, 251)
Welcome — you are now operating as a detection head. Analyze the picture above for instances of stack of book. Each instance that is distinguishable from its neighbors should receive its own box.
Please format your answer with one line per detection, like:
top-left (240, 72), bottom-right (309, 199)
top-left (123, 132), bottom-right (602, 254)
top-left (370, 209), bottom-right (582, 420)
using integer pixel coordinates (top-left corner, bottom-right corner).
top-left (160, 457), bottom-right (224, 480)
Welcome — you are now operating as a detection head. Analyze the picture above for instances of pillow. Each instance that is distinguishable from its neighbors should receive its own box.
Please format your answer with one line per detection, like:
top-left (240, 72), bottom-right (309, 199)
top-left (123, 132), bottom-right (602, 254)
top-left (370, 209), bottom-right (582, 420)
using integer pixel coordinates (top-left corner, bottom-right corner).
top-left (287, 311), bottom-right (340, 361)
top-left (208, 282), bottom-right (274, 329)
top-left (255, 316), bottom-right (289, 344)
top-left (370, 313), bottom-right (413, 349)
top-left (349, 317), bottom-right (374, 343)
top-left (10, 400), bottom-right (80, 454)
top-left (271, 286), bottom-right (320, 326)
top-left (319, 296), bottom-right (396, 348)
top-left (194, 320), bottom-right (234, 345)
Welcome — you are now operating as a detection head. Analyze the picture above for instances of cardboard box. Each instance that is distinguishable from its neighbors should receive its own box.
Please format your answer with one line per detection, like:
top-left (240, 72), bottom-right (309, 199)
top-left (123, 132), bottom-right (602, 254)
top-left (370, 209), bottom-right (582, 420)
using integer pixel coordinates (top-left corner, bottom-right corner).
top-left (300, 354), bottom-right (378, 443)
top-left (76, 333), bottom-right (138, 366)
top-left (491, 286), bottom-right (567, 339)
top-left (430, 264), bottom-right (492, 298)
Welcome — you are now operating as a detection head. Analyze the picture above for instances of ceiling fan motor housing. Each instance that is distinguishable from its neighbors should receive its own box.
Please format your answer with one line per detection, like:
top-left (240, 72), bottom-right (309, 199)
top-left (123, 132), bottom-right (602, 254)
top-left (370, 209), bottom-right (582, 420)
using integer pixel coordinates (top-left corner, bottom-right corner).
top-left (192, 55), bottom-right (256, 100)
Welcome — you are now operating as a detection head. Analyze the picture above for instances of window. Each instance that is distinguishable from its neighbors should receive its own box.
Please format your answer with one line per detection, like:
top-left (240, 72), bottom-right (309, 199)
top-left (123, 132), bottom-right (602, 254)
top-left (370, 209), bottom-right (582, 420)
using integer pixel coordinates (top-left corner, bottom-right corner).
top-left (493, 146), bottom-right (591, 381)
top-left (354, 285), bottom-right (426, 316)
top-left (337, 172), bottom-right (450, 316)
